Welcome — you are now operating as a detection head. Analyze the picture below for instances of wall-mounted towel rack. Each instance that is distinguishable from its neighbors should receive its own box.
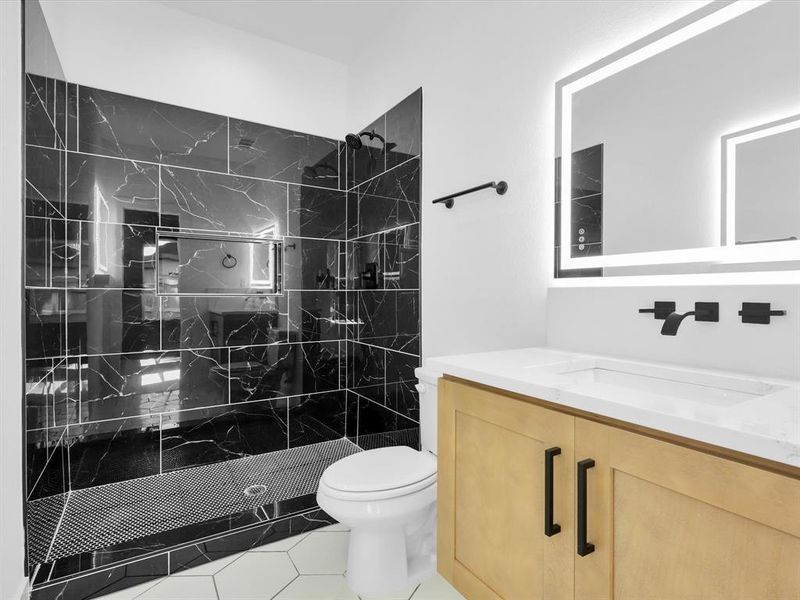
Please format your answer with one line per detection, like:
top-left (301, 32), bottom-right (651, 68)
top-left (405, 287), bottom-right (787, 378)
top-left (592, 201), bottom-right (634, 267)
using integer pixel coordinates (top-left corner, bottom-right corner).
top-left (432, 180), bottom-right (508, 209)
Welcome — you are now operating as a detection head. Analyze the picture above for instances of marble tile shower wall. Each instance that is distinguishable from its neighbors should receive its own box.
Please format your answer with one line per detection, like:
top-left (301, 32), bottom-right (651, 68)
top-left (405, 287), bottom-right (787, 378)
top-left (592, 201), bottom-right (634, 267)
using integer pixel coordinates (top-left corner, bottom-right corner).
top-left (24, 74), bottom-right (423, 507)
top-left (343, 89), bottom-right (422, 451)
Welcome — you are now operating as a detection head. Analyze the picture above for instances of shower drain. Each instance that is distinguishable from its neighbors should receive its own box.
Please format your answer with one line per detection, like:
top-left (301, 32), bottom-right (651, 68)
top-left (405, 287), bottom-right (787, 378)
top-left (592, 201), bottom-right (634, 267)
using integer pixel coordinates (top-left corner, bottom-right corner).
top-left (243, 484), bottom-right (268, 497)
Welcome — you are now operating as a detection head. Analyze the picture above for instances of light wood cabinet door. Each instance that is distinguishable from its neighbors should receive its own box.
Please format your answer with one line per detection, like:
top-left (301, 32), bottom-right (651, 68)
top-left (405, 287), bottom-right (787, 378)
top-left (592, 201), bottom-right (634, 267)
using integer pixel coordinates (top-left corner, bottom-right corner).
top-left (438, 379), bottom-right (575, 600)
top-left (574, 418), bottom-right (800, 600)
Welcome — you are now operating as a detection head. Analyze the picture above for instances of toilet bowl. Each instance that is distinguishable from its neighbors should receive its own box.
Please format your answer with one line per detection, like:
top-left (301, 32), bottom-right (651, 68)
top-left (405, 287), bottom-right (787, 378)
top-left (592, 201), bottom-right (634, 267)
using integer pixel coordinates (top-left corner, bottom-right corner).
top-left (316, 445), bottom-right (437, 597)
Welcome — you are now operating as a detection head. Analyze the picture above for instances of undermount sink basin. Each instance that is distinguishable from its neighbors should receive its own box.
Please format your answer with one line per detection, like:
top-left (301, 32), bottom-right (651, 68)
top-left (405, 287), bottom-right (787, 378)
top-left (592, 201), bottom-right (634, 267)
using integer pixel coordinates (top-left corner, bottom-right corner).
top-left (534, 359), bottom-right (786, 407)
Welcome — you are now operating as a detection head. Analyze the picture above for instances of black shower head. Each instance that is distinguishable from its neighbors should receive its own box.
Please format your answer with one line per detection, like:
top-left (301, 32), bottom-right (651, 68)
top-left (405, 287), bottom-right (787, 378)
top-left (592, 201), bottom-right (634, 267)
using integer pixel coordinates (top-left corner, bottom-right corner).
top-left (345, 129), bottom-right (387, 151)
top-left (345, 132), bottom-right (363, 150)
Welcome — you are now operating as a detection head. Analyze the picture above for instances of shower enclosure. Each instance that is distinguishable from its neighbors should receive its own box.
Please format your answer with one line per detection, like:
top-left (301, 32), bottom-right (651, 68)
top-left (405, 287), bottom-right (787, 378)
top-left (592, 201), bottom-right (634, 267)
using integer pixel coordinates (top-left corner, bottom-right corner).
top-left (23, 45), bottom-right (422, 600)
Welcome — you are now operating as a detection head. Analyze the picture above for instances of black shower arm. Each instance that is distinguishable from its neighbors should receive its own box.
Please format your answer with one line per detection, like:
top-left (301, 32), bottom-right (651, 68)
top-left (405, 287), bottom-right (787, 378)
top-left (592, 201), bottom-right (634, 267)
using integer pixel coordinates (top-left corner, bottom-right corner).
top-left (362, 129), bottom-right (386, 144)
top-left (432, 180), bottom-right (508, 209)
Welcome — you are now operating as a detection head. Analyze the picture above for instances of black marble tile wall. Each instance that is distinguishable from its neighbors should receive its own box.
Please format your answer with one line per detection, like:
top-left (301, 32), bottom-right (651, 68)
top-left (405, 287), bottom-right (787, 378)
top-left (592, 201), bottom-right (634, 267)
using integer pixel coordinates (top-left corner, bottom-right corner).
top-left (24, 77), bottom-right (422, 589)
top-left (386, 90), bottom-right (422, 170)
top-left (23, 75), bottom-right (363, 506)
top-left (160, 167), bottom-right (287, 236)
top-left (26, 74), bottom-right (64, 149)
top-left (78, 86), bottom-right (228, 172)
top-left (65, 152), bottom-right (159, 222)
top-left (344, 89), bottom-right (422, 450)
top-left (554, 146), bottom-right (604, 278)
top-left (26, 145), bottom-right (64, 217)
top-left (67, 415), bottom-right (162, 489)
top-left (229, 120), bottom-right (340, 188)
top-left (161, 398), bottom-right (289, 472)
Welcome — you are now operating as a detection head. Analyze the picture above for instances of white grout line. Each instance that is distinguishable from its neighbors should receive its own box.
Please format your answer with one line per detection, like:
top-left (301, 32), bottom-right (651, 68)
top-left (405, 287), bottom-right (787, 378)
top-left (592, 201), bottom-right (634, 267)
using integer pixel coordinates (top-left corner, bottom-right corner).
top-left (350, 220), bottom-right (420, 243)
top-left (25, 428), bottom-right (67, 501)
top-left (349, 339), bottom-right (420, 359)
top-left (268, 573), bottom-right (299, 600)
top-left (26, 388), bottom-right (351, 433)
top-left (211, 575), bottom-right (222, 600)
top-left (24, 142), bottom-right (347, 194)
top-left (159, 414), bottom-right (163, 474)
top-left (43, 488), bottom-right (71, 564)
top-left (26, 75), bottom-right (66, 150)
top-left (348, 389), bottom-right (420, 424)
top-left (345, 153), bottom-right (420, 194)
top-left (76, 84), bottom-right (80, 152)
top-left (23, 336), bottom-right (353, 365)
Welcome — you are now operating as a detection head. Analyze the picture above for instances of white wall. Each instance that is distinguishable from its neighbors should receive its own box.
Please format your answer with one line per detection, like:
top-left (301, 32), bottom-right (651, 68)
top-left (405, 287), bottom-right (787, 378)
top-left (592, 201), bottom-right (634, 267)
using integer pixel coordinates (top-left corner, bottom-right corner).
top-left (1, 1), bottom-right (27, 598)
top-left (38, 0), bottom-right (348, 139)
top-left (547, 284), bottom-right (800, 379)
top-left (25, 0), bottom-right (64, 80)
top-left (345, 0), bottom-right (700, 359)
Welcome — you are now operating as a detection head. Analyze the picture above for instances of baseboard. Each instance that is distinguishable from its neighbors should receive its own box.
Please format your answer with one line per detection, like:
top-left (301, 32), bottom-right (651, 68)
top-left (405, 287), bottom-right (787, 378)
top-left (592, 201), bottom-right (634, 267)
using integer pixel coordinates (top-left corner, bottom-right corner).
top-left (12, 576), bottom-right (30, 600)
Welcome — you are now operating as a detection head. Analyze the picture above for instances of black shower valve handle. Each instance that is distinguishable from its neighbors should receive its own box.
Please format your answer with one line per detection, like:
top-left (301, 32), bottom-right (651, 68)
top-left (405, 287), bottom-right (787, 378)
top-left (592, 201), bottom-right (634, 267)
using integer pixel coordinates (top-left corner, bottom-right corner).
top-left (638, 301), bottom-right (676, 320)
top-left (738, 302), bottom-right (787, 324)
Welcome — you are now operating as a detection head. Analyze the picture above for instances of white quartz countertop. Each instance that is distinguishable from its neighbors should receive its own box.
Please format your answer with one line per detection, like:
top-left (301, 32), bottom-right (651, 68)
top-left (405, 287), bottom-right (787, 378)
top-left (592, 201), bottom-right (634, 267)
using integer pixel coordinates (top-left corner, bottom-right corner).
top-left (421, 347), bottom-right (800, 469)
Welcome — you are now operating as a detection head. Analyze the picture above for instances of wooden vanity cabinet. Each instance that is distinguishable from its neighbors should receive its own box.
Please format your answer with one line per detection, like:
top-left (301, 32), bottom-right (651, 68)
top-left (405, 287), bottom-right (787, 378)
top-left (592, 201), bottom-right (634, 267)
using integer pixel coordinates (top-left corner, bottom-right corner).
top-left (438, 378), bottom-right (800, 600)
top-left (437, 378), bottom-right (575, 600)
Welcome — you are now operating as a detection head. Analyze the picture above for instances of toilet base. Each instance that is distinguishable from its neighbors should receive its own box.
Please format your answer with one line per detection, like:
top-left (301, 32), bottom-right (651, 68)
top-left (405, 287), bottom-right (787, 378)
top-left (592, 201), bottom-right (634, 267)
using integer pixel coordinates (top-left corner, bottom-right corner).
top-left (346, 526), bottom-right (436, 597)
top-left (344, 504), bottom-right (436, 597)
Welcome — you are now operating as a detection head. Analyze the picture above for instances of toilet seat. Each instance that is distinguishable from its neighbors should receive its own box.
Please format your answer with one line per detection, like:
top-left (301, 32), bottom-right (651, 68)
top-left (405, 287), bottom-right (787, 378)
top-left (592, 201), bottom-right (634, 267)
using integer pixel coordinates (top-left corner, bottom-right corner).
top-left (320, 446), bottom-right (437, 501)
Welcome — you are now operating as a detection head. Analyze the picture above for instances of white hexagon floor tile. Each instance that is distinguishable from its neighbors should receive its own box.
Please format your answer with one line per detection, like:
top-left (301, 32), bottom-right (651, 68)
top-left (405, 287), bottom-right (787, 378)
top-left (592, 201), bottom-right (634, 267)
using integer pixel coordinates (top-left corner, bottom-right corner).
top-left (172, 551), bottom-right (245, 576)
top-left (411, 575), bottom-right (465, 599)
top-left (288, 531), bottom-right (350, 575)
top-left (359, 583), bottom-right (419, 600)
top-left (214, 552), bottom-right (298, 599)
top-left (136, 575), bottom-right (218, 600)
top-left (317, 522), bottom-right (349, 532)
top-left (273, 574), bottom-right (359, 599)
top-left (250, 532), bottom-right (310, 552)
top-left (92, 578), bottom-right (165, 600)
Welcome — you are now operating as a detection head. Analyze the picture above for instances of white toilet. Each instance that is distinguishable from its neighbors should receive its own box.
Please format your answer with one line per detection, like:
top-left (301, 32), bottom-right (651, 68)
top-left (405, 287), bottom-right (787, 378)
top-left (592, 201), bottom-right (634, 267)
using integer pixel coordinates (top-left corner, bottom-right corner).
top-left (316, 369), bottom-right (440, 597)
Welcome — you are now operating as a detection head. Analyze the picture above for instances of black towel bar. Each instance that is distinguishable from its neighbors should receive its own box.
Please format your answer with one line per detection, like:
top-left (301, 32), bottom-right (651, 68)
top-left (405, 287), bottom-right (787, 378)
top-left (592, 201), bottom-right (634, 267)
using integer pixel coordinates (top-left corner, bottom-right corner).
top-left (432, 181), bottom-right (508, 209)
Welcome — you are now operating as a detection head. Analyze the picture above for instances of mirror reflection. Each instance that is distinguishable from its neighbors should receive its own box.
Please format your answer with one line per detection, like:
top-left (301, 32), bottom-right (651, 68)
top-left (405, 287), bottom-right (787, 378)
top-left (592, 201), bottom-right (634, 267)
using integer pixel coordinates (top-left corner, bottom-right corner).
top-left (564, 0), bottom-right (800, 268)
top-left (157, 234), bottom-right (282, 296)
top-left (725, 115), bottom-right (800, 246)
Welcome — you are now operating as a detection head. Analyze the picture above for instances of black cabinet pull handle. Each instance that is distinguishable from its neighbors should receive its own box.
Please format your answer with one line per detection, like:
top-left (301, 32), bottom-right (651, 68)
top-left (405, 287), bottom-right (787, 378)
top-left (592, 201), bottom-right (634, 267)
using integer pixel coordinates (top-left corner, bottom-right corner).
top-left (577, 458), bottom-right (595, 556)
top-left (544, 447), bottom-right (561, 537)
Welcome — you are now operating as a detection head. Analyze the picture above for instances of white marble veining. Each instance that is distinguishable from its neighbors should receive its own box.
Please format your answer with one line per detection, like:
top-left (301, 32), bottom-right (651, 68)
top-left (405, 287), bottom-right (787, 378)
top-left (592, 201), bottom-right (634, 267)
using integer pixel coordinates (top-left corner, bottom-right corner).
top-left (422, 348), bottom-right (800, 468)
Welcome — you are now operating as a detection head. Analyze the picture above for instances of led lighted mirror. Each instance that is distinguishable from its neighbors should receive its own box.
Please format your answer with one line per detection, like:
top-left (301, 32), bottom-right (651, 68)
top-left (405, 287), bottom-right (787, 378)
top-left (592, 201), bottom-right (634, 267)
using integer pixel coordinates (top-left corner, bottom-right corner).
top-left (556, 0), bottom-right (800, 276)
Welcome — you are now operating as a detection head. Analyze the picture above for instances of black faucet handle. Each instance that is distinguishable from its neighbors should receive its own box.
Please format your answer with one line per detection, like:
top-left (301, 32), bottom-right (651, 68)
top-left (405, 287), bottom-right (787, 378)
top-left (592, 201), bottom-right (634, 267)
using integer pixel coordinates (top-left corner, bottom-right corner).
top-left (738, 302), bottom-right (786, 324)
top-left (694, 302), bottom-right (720, 322)
top-left (638, 301), bottom-right (676, 320)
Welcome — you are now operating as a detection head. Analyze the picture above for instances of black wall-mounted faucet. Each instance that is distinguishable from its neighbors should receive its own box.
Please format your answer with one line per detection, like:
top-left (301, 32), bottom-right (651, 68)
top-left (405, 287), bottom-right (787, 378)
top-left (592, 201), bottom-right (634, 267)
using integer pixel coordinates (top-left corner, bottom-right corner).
top-left (661, 302), bottom-right (719, 336)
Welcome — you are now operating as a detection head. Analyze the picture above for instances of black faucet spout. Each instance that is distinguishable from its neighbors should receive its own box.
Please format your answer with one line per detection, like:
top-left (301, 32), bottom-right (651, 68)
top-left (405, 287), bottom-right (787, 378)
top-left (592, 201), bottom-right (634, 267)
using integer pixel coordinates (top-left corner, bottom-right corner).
top-left (661, 311), bottom-right (695, 336)
top-left (659, 302), bottom-right (719, 336)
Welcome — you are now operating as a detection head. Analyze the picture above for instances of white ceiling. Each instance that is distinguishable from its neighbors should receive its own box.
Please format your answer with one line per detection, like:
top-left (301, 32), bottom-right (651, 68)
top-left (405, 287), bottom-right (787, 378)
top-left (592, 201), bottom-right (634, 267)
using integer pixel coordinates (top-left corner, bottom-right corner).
top-left (154, 0), bottom-right (409, 64)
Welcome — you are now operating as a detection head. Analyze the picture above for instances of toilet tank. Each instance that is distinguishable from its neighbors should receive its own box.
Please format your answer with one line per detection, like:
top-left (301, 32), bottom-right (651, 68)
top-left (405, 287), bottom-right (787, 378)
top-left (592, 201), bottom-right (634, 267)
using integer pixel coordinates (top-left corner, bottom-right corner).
top-left (415, 367), bottom-right (443, 456)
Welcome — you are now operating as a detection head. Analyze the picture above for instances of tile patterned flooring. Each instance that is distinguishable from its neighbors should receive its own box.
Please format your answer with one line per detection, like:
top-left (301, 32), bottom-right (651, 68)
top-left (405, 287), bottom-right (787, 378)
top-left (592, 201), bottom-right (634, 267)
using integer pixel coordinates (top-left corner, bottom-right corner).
top-left (29, 440), bottom-right (359, 565)
top-left (96, 524), bottom-right (465, 600)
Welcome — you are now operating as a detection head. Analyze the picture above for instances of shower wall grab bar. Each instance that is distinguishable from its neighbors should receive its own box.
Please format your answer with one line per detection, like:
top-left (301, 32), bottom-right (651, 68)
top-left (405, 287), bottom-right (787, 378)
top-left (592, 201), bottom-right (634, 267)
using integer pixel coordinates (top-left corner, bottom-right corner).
top-left (431, 180), bottom-right (508, 209)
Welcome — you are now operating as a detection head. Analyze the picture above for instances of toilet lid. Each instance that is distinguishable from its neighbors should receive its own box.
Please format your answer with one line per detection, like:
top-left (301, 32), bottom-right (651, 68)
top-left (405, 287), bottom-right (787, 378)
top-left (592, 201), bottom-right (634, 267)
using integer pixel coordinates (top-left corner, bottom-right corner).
top-left (322, 446), bottom-right (437, 493)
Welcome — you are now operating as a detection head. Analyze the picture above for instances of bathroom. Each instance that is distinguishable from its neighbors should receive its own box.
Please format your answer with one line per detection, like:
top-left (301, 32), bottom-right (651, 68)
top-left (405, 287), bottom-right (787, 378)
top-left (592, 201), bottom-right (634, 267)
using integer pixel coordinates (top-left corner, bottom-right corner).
top-left (1, 0), bottom-right (798, 599)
